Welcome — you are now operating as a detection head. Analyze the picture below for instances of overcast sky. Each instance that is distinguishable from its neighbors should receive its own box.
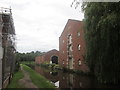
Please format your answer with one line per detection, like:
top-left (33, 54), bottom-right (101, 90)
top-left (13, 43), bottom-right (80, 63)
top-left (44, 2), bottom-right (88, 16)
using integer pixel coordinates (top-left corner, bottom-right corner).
top-left (0, 0), bottom-right (84, 53)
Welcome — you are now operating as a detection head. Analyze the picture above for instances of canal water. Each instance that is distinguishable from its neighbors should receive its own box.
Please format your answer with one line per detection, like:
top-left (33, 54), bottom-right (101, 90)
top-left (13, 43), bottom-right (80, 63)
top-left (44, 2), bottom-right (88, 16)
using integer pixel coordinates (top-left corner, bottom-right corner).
top-left (30, 65), bottom-right (118, 89)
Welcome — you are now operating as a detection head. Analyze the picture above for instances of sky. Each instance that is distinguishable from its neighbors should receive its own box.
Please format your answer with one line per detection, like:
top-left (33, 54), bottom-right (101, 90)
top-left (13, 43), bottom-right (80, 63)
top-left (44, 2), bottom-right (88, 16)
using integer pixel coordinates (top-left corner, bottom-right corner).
top-left (0, 0), bottom-right (84, 53)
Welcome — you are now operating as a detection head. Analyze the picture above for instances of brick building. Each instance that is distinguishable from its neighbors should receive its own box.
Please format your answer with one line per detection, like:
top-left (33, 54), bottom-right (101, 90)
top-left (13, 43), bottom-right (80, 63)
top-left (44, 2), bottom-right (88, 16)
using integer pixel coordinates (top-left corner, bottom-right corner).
top-left (35, 49), bottom-right (59, 64)
top-left (59, 19), bottom-right (89, 72)
top-left (35, 55), bottom-right (45, 64)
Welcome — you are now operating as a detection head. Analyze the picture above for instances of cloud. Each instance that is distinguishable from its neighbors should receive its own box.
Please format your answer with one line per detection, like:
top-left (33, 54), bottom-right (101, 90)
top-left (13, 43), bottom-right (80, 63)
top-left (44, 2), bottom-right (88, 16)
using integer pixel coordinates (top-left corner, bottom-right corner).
top-left (0, 0), bottom-right (84, 53)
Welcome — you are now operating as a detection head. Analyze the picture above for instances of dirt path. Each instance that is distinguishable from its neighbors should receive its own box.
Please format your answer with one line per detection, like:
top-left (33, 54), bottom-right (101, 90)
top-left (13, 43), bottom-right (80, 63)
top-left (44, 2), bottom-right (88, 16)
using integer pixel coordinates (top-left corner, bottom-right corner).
top-left (18, 66), bottom-right (39, 88)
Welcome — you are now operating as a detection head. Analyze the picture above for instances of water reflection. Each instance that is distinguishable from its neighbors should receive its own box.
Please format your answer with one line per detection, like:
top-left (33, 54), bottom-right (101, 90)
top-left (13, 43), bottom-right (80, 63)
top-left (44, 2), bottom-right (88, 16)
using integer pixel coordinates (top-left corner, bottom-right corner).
top-left (50, 72), bottom-right (58, 76)
top-left (54, 81), bottom-right (59, 88)
top-left (33, 65), bottom-right (118, 88)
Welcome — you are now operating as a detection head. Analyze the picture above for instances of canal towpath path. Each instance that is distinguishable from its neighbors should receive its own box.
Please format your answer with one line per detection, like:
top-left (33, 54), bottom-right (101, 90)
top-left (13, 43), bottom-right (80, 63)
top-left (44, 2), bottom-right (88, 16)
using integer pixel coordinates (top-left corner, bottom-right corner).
top-left (18, 65), bottom-right (39, 88)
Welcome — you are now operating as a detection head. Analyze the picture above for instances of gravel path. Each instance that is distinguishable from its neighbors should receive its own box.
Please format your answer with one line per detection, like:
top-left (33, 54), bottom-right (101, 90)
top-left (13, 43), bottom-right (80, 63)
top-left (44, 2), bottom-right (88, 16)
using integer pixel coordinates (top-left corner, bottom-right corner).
top-left (18, 66), bottom-right (39, 88)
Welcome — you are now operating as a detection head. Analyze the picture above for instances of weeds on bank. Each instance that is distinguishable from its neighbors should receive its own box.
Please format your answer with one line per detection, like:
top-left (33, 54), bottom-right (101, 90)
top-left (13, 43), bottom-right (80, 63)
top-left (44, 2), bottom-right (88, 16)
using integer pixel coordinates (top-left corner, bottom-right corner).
top-left (21, 64), bottom-right (56, 89)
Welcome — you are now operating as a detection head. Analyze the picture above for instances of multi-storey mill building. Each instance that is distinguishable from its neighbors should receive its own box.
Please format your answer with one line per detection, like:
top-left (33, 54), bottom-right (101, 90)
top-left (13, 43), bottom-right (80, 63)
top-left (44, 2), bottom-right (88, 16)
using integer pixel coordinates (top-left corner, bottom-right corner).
top-left (59, 19), bottom-right (89, 72)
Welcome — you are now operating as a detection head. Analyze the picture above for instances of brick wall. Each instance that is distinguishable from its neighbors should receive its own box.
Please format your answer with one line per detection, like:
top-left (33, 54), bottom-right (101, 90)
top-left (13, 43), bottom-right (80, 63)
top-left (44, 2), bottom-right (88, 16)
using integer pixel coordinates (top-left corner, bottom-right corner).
top-left (35, 49), bottom-right (59, 64)
top-left (59, 19), bottom-right (89, 72)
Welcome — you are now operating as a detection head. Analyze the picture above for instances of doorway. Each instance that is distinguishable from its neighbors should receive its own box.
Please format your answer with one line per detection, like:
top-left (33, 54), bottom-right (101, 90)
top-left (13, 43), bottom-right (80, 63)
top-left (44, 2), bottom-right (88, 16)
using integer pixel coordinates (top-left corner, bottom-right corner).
top-left (68, 58), bottom-right (73, 69)
top-left (51, 56), bottom-right (58, 64)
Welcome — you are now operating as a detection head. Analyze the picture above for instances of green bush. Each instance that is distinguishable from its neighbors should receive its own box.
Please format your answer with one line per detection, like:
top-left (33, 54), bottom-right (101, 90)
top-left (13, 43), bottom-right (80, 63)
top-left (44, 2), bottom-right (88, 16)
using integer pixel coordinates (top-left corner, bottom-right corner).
top-left (7, 70), bottom-right (24, 88)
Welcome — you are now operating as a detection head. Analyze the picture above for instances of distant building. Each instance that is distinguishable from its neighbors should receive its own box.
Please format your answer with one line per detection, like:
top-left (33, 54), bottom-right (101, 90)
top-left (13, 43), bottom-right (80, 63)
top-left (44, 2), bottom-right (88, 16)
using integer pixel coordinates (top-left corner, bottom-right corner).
top-left (35, 55), bottom-right (45, 64)
top-left (35, 19), bottom-right (89, 72)
top-left (0, 7), bottom-right (16, 88)
top-left (59, 19), bottom-right (89, 72)
top-left (35, 49), bottom-right (59, 64)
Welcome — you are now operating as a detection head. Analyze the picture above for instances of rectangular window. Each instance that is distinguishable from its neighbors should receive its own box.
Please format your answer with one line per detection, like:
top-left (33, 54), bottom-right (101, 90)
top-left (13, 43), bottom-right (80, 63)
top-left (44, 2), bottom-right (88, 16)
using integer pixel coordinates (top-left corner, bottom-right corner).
top-left (69, 45), bottom-right (72, 52)
top-left (0, 47), bottom-right (3, 59)
top-left (78, 60), bottom-right (81, 65)
top-left (63, 60), bottom-right (64, 64)
top-left (78, 44), bottom-right (81, 51)
top-left (68, 35), bottom-right (72, 44)
top-left (0, 34), bottom-right (2, 46)
top-left (77, 32), bottom-right (80, 37)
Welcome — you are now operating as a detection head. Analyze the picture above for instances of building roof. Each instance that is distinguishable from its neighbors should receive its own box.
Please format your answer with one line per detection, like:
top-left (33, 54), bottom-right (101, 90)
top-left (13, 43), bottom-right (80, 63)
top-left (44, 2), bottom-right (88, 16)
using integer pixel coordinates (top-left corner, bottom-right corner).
top-left (46, 49), bottom-right (59, 53)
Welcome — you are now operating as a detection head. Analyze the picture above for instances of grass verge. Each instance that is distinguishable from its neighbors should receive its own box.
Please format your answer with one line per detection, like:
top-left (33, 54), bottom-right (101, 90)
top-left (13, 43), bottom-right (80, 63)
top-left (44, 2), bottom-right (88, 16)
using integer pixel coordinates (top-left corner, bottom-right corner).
top-left (20, 61), bottom-right (35, 65)
top-left (21, 64), bottom-right (56, 89)
top-left (7, 70), bottom-right (24, 88)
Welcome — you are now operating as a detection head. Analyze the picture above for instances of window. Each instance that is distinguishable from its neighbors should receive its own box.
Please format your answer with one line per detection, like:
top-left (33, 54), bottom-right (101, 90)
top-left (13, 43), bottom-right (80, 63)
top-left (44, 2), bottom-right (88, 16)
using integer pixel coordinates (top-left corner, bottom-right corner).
top-left (77, 32), bottom-right (80, 37)
top-left (63, 40), bottom-right (64, 43)
top-left (69, 45), bottom-right (72, 51)
top-left (78, 44), bottom-right (81, 51)
top-left (79, 82), bottom-right (82, 87)
top-left (0, 46), bottom-right (3, 59)
top-left (63, 51), bottom-right (64, 54)
top-left (63, 60), bottom-right (64, 64)
top-left (68, 35), bottom-right (72, 44)
top-left (0, 34), bottom-right (2, 46)
top-left (78, 60), bottom-right (81, 65)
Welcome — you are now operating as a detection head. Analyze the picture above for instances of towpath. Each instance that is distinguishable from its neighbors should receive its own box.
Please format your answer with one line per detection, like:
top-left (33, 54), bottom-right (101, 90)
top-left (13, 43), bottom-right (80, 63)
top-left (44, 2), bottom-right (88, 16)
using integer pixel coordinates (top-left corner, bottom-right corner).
top-left (18, 65), bottom-right (39, 88)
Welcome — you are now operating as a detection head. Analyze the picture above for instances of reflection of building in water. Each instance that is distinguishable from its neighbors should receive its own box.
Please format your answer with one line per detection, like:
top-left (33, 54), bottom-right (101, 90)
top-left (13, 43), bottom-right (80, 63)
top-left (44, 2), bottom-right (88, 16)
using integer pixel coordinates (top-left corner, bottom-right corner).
top-left (69, 74), bottom-right (73, 87)
top-left (79, 82), bottom-right (82, 87)
top-left (35, 65), bottom-right (91, 88)
top-left (35, 49), bottom-right (59, 64)
top-left (59, 19), bottom-right (89, 72)
top-left (50, 72), bottom-right (58, 76)
top-left (35, 65), bottom-right (59, 83)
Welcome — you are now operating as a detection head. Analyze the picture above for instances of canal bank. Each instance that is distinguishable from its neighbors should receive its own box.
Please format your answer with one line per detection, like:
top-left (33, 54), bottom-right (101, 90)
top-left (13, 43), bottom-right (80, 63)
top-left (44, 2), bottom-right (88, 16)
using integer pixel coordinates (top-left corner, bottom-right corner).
top-left (31, 64), bottom-right (119, 88)
top-left (37, 63), bottom-right (89, 75)
top-left (7, 64), bottom-right (56, 89)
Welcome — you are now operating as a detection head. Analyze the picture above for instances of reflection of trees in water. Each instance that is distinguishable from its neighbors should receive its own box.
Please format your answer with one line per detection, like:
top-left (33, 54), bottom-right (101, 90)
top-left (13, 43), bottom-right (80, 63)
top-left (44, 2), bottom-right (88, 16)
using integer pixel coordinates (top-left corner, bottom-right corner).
top-left (35, 65), bottom-right (91, 88)
top-left (35, 65), bottom-right (117, 88)
top-left (50, 72), bottom-right (58, 76)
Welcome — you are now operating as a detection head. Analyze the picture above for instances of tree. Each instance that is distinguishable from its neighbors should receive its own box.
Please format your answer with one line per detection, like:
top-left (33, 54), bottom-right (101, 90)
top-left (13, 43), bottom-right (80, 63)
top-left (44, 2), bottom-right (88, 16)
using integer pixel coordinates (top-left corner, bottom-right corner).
top-left (82, 2), bottom-right (120, 84)
top-left (15, 51), bottom-right (45, 62)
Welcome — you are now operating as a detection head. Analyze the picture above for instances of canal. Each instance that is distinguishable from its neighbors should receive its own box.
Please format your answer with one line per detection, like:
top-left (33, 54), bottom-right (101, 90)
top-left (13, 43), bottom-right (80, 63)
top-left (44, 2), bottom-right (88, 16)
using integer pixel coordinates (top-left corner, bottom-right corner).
top-left (30, 65), bottom-right (118, 89)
